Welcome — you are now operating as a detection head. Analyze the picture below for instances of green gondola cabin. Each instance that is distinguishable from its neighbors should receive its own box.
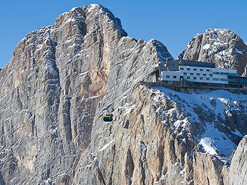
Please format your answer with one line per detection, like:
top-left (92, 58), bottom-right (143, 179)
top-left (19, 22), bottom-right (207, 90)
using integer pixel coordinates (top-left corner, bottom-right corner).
top-left (102, 114), bottom-right (113, 122)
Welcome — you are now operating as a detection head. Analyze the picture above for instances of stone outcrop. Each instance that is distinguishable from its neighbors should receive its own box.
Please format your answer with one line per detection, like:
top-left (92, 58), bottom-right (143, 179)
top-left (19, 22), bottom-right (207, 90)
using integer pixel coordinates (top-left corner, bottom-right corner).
top-left (229, 136), bottom-right (247, 185)
top-left (179, 29), bottom-right (247, 76)
top-left (72, 83), bottom-right (247, 185)
top-left (0, 4), bottom-right (246, 185)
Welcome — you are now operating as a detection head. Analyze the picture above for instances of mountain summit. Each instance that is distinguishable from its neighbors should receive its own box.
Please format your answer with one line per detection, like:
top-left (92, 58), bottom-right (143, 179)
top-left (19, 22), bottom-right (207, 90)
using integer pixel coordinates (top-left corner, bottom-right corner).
top-left (0, 4), bottom-right (246, 185)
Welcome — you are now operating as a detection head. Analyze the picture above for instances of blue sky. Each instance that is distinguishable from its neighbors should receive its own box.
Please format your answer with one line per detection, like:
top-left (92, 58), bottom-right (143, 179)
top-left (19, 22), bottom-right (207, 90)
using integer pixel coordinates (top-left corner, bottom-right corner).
top-left (0, 0), bottom-right (247, 68)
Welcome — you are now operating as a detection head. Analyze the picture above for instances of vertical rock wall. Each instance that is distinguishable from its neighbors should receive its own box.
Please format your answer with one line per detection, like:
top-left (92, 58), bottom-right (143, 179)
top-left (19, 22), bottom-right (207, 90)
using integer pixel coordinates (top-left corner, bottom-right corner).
top-left (0, 4), bottom-right (246, 185)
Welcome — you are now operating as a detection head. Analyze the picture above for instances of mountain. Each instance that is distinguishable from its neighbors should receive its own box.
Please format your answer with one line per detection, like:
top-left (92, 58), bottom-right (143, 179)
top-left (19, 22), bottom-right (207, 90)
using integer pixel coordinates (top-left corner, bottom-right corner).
top-left (179, 29), bottom-right (247, 76)
top-left (0, 4), bottom-right (246, 185)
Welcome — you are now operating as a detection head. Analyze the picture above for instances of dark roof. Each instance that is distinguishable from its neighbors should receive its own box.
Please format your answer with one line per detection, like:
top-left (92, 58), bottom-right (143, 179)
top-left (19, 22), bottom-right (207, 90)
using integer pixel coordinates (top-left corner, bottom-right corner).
top-left (159, 60), bottom-right (215, 72)
top-left (159, 60), bottom-right (179, 71)
top-left (178, 60), bottom-right (215, 68)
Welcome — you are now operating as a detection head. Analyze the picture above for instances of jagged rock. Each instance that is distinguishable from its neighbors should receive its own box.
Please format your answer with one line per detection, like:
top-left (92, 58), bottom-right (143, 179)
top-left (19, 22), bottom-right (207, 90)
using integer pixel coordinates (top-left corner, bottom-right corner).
top-left (0, 4), bottom-right (246, 185)
top-left (0, 3), bottom-right (173, 185)
top-left (229, 136), bottom-right (247, 185)
top-left (0, 4), bottom-right (129, 184)
top-left (180, 28), bottom-right (247, 76)
top-left (192, 153), bottom-right (226, 185)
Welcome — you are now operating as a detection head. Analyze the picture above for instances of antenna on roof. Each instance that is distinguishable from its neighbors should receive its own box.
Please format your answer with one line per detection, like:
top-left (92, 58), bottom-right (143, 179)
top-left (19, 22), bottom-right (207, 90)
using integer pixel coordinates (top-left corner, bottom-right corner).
top-left (179, 58), bottom-right (183, 65)
top-left (164, 58), bottom-right (168, 65)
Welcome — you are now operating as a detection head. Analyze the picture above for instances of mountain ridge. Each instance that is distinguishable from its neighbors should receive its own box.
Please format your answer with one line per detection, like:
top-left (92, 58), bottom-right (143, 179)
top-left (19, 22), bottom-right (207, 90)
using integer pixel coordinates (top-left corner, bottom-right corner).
top-left (0, 4), bottom-right (246, 185)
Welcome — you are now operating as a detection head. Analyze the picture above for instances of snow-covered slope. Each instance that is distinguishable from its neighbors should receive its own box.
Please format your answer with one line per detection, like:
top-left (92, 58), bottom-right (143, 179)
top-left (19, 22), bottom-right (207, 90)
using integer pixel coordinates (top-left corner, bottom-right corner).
top-left (152, 87), bottom-right (246, 162)
top-left (75, 82), bottom-right (247, 184)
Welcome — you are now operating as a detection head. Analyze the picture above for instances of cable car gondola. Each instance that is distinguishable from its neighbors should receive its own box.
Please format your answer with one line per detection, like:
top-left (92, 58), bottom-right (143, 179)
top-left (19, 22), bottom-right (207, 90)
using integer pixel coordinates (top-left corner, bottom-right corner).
top-left (102, 114), bottom-right (113, 122)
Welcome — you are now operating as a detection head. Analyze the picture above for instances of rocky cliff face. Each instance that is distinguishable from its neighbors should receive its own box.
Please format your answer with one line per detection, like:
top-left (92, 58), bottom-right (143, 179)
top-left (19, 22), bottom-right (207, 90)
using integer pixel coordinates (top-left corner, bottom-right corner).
top-left (179, 29), bottom-right (247, 76)
top-left (0, 4), bottom-right (128, 184)
top-left (229, 136), bottom-right (247, 185)
top-left (72, 85), bottom-right (247, 185)
top-left (0, 4), bottom-right (246, 185)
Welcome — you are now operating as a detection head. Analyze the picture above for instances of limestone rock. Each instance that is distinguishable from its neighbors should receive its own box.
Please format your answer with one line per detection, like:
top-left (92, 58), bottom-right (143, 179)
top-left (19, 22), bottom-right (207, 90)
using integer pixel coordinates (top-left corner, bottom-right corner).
top-left (192, 153), bottom-right (225, 185)
top-left (0, 4), bottom-right (246, 185)
top-left (229, 136), bottom-right (247, 185)
top-left (0, 4), bottom-right (173, 185)
top-left (0, 4), bottom-right (129, 184)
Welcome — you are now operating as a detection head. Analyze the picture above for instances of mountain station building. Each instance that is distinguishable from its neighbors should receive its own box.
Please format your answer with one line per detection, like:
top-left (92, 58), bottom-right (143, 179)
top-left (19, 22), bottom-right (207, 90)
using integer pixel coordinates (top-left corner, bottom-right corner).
top-left (158, 60), bottom-right (247, 89)
top-left (132, 60), bottom-right (247, 93)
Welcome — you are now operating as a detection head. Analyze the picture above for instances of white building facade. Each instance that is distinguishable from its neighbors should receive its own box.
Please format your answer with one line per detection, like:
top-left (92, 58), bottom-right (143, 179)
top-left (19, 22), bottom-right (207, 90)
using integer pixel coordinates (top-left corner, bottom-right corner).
top-left (160, 60), bottom-right (238, 85)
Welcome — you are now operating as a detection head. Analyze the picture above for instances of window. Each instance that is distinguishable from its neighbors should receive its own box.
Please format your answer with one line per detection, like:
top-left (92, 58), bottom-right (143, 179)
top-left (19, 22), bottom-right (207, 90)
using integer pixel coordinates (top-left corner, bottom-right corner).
top-left (206, 69), bottom-right (210, 72)
top-left (193, 77), bottom-right (196, 80)
top-left (193, 68), bottom-right (197, 71)
top-left (200, 77), bottom-right (203, 80)
top-left (200, 69), bottom-right (203, 71)
top-left (228, 73), bottom-right (237, 76)
top-left (209, 74), bottom-right (213, 76)
top-left (190, 73), bottom-right (193, 75)
top-left (166, 75), bottom-right (170, 78)
top-left (206, 78), bottom-right (209, 80)
top-left (184, 72), bottom-right (187, 75)
top-left (173, 76), bottom-right (177, 79)
top-left (180, 67), bottom-right (184, 70)
top-left (187, 77), bottom-right (190, 79)
top-left (203, 74), bottom-right (206, 76)
top-left (187, 68), bottom-right (190, 70)
top-left (197, 73), bottom-right (200, 76)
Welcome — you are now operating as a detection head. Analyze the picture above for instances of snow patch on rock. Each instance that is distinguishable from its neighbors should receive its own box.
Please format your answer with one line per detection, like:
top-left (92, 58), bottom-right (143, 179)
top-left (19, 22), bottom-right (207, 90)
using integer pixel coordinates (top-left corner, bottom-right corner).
top-left (151, 86), bottom-right (247, 161)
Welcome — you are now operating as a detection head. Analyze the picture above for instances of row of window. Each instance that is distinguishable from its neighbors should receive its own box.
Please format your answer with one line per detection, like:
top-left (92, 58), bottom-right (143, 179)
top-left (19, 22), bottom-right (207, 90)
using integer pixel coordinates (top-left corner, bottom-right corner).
top-left (184, 72), bottom-right (213, 76)
top-left (229, 78), bottom-right (247, 83)
top-left (180, 67), bottom-right (210, 72)
top-left (187, 77), bottom-right (227, 81)
top-left (213, 78), bottom-right (228, 81)
top-left (165, 75), bottom-right (211, 81)
top-left (213, 72), bottom-right (236, 76)
top-left (165, 72), bottom-right (233, 78)
top-left (166, 75), bottom-right (177, 79)
top-left (165, 76), bottom-right (228, 82)
top-left (186, 77), bottom-right (210, 80)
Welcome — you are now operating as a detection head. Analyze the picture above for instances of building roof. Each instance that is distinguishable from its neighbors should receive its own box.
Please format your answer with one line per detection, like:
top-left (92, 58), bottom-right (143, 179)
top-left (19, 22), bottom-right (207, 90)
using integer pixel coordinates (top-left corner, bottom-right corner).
top-left (159, 60), bottom-right (216, 71)
top-left (178, 60), bottom-right (215, 68)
